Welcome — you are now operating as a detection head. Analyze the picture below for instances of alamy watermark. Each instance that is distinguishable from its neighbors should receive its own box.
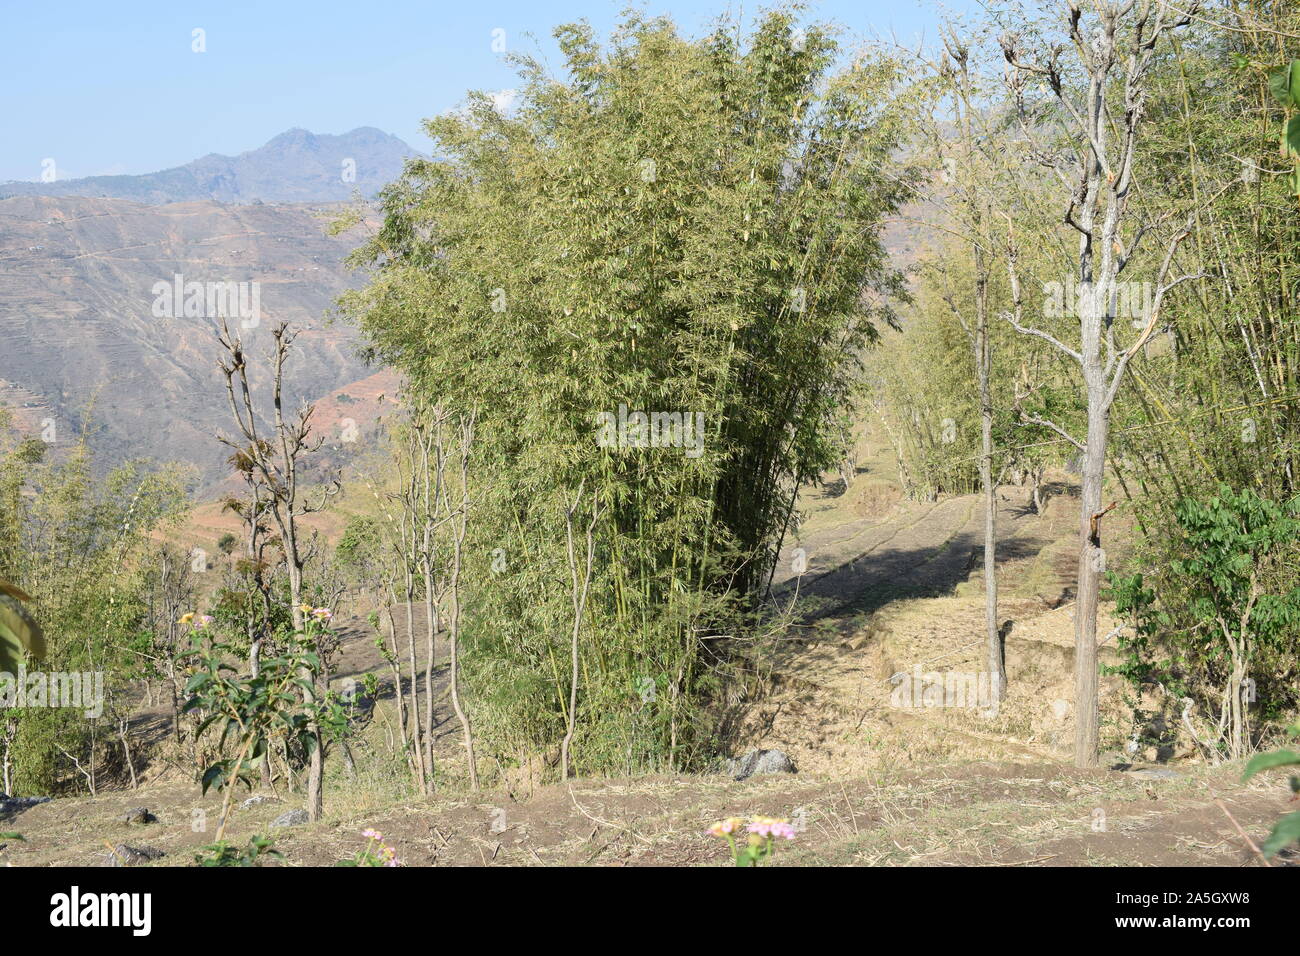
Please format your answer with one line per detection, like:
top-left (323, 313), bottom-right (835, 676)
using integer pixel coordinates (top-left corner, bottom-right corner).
top-left (596, 404), bottom-right (705, 458)
top-left (890, 665), bottom-right (1000, 715)
top-left (152, 273), bottom-right (260, 328)
top-left (1043, 276), bottom-right (1153, 325)
top-left (0, 666), bottom-right (104, 718)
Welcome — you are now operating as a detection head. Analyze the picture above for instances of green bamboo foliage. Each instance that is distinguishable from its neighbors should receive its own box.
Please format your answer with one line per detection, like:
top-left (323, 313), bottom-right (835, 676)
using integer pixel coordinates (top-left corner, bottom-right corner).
top-left (0, 418), bottom-right (189, 792)
top-left (341, 11), bottom-right (913, 776)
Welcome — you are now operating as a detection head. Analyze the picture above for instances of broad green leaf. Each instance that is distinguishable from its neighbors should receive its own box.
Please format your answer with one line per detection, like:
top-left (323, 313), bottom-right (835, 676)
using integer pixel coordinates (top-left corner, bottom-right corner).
top-left (1242, 749), bottom-right (1300, 780)
top-left (0, 592), bottom-right (45, 674)
top-left (1261, 810), bottom-right (1300, 857)
top-left (201, 765), bottom-right (225, 795)
top-left (1269, 62), bottom-right (1300, 106)
top-left (1288, 116), bottom-right (1300, 160)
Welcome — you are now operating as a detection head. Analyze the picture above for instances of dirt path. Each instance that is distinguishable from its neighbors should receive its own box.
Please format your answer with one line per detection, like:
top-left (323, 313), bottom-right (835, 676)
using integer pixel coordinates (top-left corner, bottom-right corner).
top-left (727, 423), bottom-right (1145, 781)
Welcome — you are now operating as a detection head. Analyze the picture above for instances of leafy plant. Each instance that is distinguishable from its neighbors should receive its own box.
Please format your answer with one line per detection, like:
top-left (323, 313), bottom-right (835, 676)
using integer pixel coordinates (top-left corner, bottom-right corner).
top-left (0, 579), bottom-right (44, 675)
top-left (1107, 486), bottom-right (1300, 760)
top-left (195, 833), bottom-right (280, 867)
top-left (1242, 723), bottom-right (1300, 858)
top-left (708, 816), bottom-right (795, 867)
top-left (1268, 60), bottom-right (1300, 199)
top-left (340, 9), bottom-right (914, 777)
top-left (336, 828), bottom-right (400, 867)
top-left (181, 611), bottom-right (344, 842)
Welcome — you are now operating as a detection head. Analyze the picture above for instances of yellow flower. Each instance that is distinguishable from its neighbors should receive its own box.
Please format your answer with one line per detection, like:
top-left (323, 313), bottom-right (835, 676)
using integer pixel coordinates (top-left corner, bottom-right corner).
top-left (178, 612), bottom-right (195, 626)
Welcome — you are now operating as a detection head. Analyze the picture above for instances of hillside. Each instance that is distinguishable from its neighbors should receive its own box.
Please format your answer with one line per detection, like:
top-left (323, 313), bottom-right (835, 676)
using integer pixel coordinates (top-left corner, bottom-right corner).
top-left (0, 194), bottom-right (384, 488)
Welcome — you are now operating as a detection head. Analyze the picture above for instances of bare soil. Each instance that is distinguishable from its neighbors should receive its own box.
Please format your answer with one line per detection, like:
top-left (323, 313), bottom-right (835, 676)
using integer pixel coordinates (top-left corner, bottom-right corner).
top-left (2, 428), bottom-right (1291, 867)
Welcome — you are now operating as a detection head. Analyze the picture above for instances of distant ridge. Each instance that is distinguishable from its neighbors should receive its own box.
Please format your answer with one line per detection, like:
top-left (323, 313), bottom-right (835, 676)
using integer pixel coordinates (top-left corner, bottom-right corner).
top-left (0, 127), bottom-right (420, 204)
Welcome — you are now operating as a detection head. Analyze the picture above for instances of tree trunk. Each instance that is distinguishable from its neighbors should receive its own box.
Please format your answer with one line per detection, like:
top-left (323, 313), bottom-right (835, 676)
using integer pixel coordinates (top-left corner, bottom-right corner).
top-left (1073, 388), bottom-right (1109, 768)
top-left (447, 423), bottom-right (478, 790)
top-left (403, 597), bottom-right (427, 792)
top-left (119, 717), bottom-right (138, 790)
top-left (2, 717), bottom-right (15, 794)
top-left (977, 292), bottom-right (1004, 705)
top-left (421, 570), bottom-right (438, 792)
top-left (289, 583), bottom-right (324, 821)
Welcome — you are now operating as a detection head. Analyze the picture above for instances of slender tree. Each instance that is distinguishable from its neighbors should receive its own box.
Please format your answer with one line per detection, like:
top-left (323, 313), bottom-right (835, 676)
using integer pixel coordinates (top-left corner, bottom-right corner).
top-left (1000, 0), bottom-right (1209, 766)
top-left (216, 320), bottom-right (333, 818)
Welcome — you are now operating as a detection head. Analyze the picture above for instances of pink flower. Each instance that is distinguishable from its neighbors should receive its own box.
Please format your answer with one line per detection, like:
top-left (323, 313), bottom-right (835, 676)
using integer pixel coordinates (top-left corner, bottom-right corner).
top-left (769, 822), bottom-right (796, 840)
top-left (708, 817), bottom-right (744, 837)
top-left (746, 816), bottom-right (795, 839)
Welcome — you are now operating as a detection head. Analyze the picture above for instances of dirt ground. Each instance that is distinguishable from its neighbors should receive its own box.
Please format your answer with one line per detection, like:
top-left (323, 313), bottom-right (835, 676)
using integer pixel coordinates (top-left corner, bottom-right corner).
top-left (2, 428), bottom-right (1294, 868)
top-left (2, 758), bottom-right (1291, 867)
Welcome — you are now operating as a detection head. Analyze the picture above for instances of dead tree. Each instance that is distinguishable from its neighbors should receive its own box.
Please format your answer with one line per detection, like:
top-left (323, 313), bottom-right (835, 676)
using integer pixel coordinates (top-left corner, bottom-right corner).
top-left (1000, 0), bottom-right (1205, 767)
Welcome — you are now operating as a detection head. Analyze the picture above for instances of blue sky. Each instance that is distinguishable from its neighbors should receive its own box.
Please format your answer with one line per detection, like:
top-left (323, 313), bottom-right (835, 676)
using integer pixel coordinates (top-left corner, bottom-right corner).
top-left (0, 0), bottom-right (981, 183)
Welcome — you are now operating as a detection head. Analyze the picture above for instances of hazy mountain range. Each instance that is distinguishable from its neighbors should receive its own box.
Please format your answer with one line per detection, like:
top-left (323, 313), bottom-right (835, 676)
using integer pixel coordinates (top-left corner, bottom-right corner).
top-left (0, 127), bottom-right (421, 205)
top-left (0, 129), bottom-right (415, 489)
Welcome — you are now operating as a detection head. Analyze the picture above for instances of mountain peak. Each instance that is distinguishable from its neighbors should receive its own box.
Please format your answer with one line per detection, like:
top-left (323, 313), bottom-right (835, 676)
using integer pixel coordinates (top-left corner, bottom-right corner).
top-left (0, 128), bottom-right (421, 205)
top-left (264, 128), bottom-right (318, 149)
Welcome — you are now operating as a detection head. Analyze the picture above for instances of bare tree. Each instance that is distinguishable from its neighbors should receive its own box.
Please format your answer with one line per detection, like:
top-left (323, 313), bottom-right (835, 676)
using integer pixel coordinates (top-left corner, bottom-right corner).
top-left (1000, 0), bottom-right (1205, 766)
top-left (560, 480), bottom-right (601, 781)
top-left (144, 544), bottom-right (195, 742)
top-left (222, 454), bottom-right (277, 682)
top-left (443, 412), bottom-right (479, 790)
top-left (390, 429), bottom-right (430, 791)
top-left (371, 404), bottom-right (480, 792)
top-left (936, 28), bottom-right (1006, 704)
top-left (216, 320), bottom-right (333, 819)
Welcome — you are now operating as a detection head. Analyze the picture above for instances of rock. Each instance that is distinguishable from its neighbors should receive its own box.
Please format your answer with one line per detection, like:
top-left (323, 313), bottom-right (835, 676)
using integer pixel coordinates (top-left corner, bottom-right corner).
top-left (102, 844), bottom-right (165, 867)
top-left (727, 749), bottom-right (797, 781)
top-left (1128, 767), bottom-right (1182, 780)
top-left (121, 807), bottom-right (157, 824)
top-left (0, 795), bottom-right (51, 816)
top-left (241, 795), bottom-right (281, 810)
top-left (270, 809), bottom-right (310, 828)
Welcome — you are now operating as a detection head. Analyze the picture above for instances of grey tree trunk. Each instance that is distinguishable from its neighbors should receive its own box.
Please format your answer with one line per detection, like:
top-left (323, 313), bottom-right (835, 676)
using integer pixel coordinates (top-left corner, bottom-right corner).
top-left (1000, 0), bottom-right (1199, 769)
top-left (979, 337), bottom-right (1003, 704)
top-left (1073, 389), bottom-right (1109, 767)
top-left (940, 31), bottom-right (1004, 705)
